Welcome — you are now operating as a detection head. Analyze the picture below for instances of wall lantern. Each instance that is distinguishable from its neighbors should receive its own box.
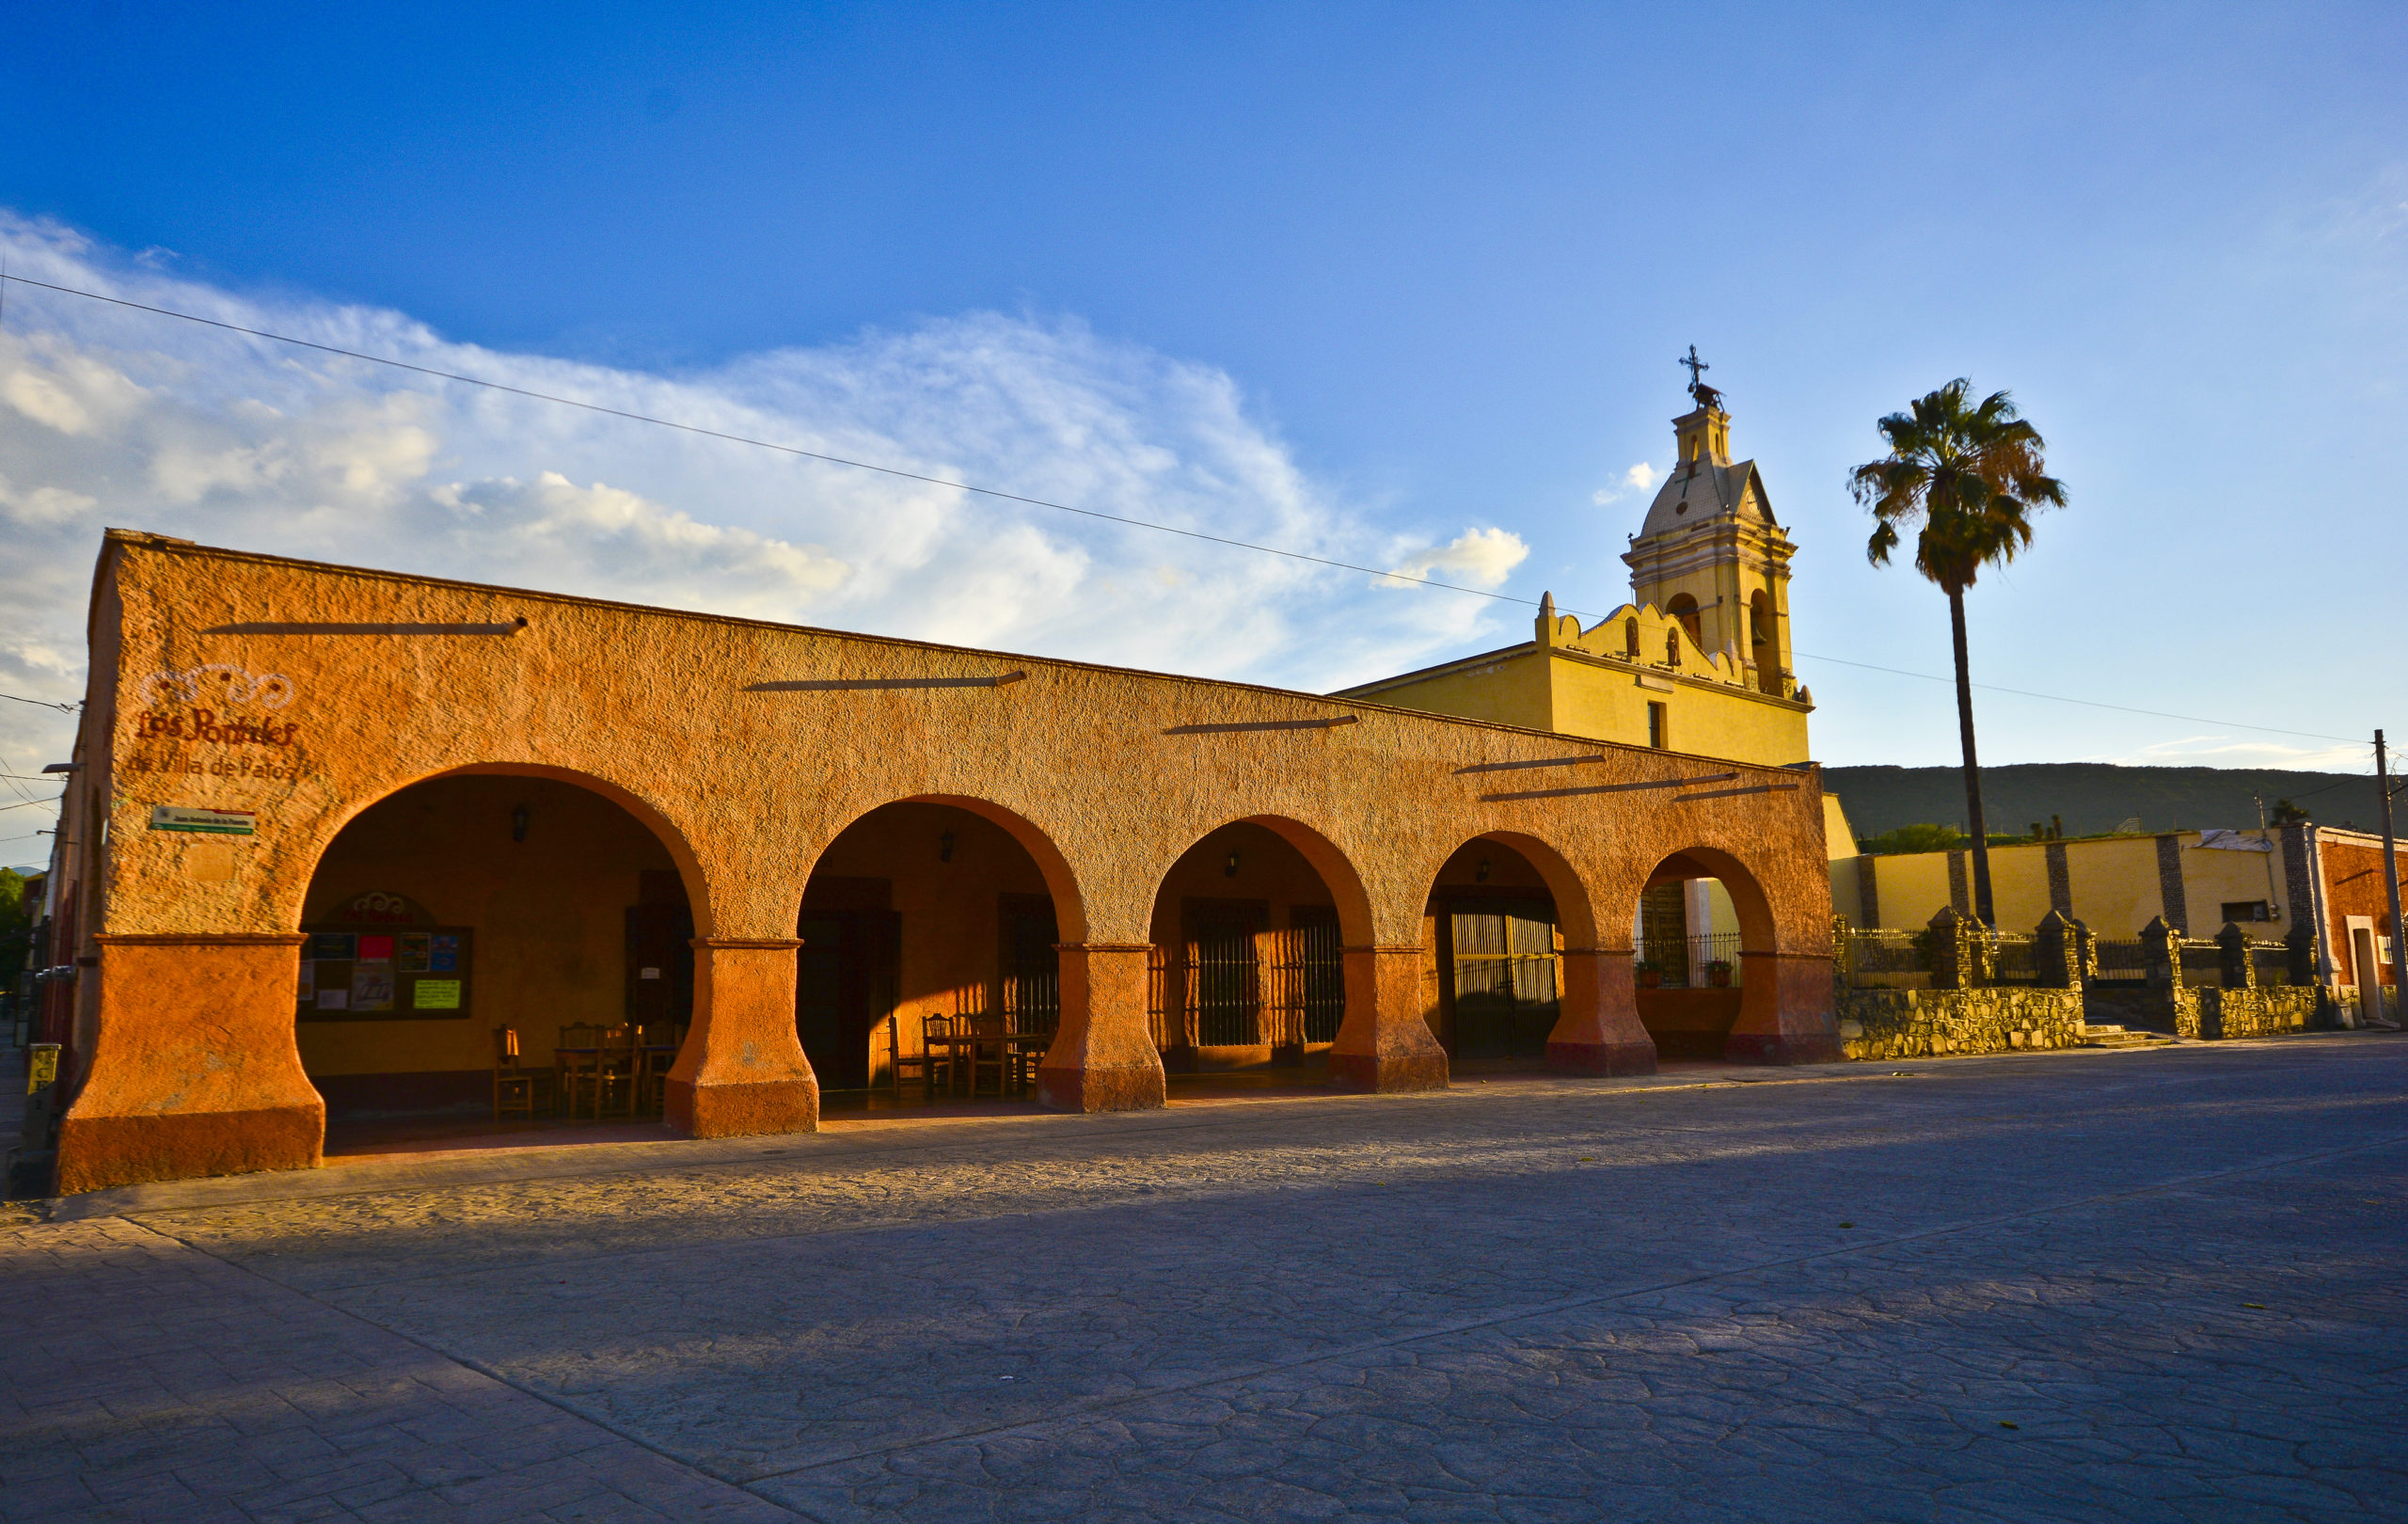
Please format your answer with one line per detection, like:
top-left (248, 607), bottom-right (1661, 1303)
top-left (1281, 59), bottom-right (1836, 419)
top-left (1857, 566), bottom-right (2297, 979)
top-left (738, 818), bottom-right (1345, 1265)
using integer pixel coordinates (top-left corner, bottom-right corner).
top-left (1476, 858), bottom-right (1492, 882)
top-left (1224, 851), bottom-right (1242, 878)
top-left (939, 831), bottom-right (956, 863)
top-left (511, 804), bottom-right (530, 843)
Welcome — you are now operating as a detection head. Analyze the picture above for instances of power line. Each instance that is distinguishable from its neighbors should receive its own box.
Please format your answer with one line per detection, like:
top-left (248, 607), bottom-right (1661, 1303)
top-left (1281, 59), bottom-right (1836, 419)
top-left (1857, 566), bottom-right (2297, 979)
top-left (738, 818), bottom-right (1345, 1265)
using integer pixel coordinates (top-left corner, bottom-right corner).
top-left (1, 691), bottom-right (80, 713)
top-left (1789, 653), bottom-right (2370, 745)
top-left (0, 271), bottom-right (2376, 750)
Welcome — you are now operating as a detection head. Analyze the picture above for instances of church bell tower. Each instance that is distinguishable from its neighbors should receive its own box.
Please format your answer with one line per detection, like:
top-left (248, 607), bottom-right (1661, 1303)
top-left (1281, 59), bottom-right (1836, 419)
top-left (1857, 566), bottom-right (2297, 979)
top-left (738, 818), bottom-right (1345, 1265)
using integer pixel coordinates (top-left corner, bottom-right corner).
top-left (1621, 351), bottom-right (1798, 698)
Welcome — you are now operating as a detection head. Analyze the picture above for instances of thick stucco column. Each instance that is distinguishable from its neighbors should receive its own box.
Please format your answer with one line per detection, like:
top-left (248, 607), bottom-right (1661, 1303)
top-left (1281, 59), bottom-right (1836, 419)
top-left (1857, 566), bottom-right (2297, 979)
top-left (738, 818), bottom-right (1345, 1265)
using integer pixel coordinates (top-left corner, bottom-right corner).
top-left (1331, 945), bottom-right (1449, 1092)
top-left (1038, 943), bottom-right (1166, 1112)
top-left (666, 937), bottom-right (818, 1137)
top-left (1723, 951), bottom-right (1842, 1064)
top-left (1547, 947), bottom-right (1658, 1074)
top-left (56, 933), bottom-right (325, 1194)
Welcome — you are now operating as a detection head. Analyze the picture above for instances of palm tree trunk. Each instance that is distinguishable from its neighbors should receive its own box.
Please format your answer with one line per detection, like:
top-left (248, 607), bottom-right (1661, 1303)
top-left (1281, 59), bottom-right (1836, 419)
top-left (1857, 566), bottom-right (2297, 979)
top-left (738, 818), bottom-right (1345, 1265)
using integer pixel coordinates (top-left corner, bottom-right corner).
top-left (1948, 585), bottom-right (1995, 927)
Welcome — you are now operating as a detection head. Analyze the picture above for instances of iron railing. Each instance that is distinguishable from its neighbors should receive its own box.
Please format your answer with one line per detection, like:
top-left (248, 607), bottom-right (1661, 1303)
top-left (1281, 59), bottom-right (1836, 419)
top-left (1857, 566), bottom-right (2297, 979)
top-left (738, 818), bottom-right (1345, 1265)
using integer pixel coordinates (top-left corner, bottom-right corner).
top-left (1638, 930), bottom-right (1746, 989)
top-left (1148, 924), bottom-right (1346, 1050)
top-left (2090, 939), bottom-right (2150, 984)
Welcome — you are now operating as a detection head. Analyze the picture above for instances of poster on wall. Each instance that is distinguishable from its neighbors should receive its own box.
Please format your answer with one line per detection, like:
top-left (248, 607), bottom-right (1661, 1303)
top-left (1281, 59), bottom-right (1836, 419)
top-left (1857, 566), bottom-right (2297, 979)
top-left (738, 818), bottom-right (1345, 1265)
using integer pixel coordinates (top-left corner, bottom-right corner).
top-left (429, 933), bottom-right (459, 973)
top-left (413, 978), bottom-right (462, 1010)
top-left (350, 964), bottom-right (395, 1012)
top-left (357, 933), bottom-right (396, 963)
top-left (316, 989), bottom-right (349, 1011)
top-left (398, 933), bottom-right (431, 973)
top-left (310, 932), bottom-right (356, 961)
top-left (297, 961), bottom-right (316, 1004)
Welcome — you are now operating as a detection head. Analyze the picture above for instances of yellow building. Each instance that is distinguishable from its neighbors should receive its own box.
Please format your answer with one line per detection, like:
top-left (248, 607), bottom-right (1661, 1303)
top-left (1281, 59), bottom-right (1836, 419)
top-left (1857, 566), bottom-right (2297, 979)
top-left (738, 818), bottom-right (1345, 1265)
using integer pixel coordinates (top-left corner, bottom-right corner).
top-left (1336, 391), bottom-right (1812, 767)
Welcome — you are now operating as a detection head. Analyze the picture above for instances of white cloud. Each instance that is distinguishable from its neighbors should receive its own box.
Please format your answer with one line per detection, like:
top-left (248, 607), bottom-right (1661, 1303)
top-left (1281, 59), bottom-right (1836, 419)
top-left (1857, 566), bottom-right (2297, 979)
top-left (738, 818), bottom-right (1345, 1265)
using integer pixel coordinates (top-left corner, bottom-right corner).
top-left (2088, 734), bottom-right (2373, 772)
top-left (1591, 461), bottom-right (1659, 506)
top-left (1381, 526), bottom-right (1529, 591)
top-left (0, 210), bottom-right (1532, 805)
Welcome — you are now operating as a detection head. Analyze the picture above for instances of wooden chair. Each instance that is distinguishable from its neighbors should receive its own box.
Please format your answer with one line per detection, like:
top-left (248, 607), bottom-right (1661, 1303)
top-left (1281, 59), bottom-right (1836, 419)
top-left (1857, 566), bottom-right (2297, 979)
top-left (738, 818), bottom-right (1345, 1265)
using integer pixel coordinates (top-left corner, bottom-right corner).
top-left (554, 1023), bottom-right (600, 1117)
top-left (963, 1014), bottom-right (1010, 1098)
top-left (636, 1023), bottom-right (684, 1116)
top-left (492, 1026), bottom-right (552, 1120)
top-left (920, 1013), bottom-right (958, 1098)
top-left (887, 1013), bottom-right (936, 1101)
top-left (591, 1024), bottom-right (639, 1119)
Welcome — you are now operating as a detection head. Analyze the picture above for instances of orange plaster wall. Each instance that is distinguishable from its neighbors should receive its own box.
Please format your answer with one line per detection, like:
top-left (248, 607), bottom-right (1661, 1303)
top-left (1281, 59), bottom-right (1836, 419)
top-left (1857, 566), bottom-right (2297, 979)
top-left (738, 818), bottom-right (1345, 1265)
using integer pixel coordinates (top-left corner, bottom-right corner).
top-left (58, 532), bottom-right (1841, 1189)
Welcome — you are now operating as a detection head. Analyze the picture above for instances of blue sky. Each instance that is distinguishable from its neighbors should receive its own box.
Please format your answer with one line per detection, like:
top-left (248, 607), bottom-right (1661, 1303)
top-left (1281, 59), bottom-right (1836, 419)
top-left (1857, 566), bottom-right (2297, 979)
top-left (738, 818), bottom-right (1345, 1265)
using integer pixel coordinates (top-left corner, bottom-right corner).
top-left (2, 1), bottom-right (2402, 861)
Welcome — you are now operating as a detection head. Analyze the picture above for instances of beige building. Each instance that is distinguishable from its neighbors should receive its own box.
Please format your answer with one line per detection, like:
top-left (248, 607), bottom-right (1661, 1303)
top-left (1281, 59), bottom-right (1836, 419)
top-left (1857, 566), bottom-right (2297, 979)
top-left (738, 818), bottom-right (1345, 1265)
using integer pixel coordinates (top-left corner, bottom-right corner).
top-left (1831, 823), bottom-right (2400, 1018)
top-left (1336, 396), bottom-right (1812, 767)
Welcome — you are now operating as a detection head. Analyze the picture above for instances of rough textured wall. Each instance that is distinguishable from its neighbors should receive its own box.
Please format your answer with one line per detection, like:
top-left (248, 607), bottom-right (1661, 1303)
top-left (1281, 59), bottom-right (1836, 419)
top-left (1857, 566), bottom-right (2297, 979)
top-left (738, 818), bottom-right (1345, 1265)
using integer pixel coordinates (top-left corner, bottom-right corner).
top-left (2194, 987), bottom-right (2320, 1040)
top-left (1834, 987), bottom-right (2083, 1061)
top-left (58, 532), bottom-right (1842, 1189)
top-left (96, 534), bottom-right (1838, 959)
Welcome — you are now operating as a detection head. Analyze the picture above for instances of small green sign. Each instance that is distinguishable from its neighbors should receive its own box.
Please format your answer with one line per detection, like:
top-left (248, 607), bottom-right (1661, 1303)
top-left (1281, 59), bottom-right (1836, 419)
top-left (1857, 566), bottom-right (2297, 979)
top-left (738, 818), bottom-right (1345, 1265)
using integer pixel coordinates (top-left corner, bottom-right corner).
top-left (413, 978), bottom-right (463, 1010)
top-left (150, 805), bottom-right (256, 835)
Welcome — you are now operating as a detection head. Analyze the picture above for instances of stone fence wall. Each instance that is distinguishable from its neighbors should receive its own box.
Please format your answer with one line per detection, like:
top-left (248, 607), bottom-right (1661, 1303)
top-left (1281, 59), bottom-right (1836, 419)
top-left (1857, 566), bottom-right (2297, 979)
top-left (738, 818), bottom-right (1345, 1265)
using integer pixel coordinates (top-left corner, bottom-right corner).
top-left (1834, 986), bottom-right (2083, 1062)
top-left (1833, 909), bottom-right (2338, 1061)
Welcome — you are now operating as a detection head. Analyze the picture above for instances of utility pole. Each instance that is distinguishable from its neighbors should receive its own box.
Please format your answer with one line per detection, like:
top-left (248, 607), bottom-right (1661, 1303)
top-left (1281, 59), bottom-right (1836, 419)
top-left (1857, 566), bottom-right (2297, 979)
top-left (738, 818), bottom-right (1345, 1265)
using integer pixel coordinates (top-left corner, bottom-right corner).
top-left (2380, 730), bottom-right (2403, 1026)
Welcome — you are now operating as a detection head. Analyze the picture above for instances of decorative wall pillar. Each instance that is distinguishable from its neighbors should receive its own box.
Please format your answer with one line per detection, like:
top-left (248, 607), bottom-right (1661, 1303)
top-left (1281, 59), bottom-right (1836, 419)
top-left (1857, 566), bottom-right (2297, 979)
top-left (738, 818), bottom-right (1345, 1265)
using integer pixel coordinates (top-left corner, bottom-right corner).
top-left (2142, 915), bottom-right (2184, 990)
top-left (1546, 947), bottom-right (1657, 1075)
top-left (666, 937), bottom-right (818, 1137)
top-left (1037, 943), bottom-right (1166, 1112)
top-left (1928, 906), bottom-right (1980, 990)
top-left (1723, 950), bottom-right (1842, 1064)
top-left (56, 932), bottom-right (324, 1195)
top-left (2036, 909), bottom-right (2083, 989)
top-left (1331, 945), bottom-right (1450, 1092)
top-left (2285, 920), bottom-right (2316, 986)
top-left (2216, 922), bottom-right (2257, 990)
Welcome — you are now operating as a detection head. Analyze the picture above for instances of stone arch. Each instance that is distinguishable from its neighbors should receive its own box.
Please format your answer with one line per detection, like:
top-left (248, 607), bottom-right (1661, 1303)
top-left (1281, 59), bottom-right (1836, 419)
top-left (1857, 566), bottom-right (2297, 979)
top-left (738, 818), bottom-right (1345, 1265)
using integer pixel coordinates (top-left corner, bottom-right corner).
top-left (1142, 814), bottom-right (1377, 1076)
top-left (290, 763), bottom-right (715, 1133)
top-left (822, 793), bottom-right (1088, 944)
top-left (790, 793), bottom-right (1089, 1096)
top-left (1418, 832), bottom-right (1601, 1065)
top-left (1629, 843), bottom-right (1794, 1063)
top-left (286, 760), bottom-right (714, 935)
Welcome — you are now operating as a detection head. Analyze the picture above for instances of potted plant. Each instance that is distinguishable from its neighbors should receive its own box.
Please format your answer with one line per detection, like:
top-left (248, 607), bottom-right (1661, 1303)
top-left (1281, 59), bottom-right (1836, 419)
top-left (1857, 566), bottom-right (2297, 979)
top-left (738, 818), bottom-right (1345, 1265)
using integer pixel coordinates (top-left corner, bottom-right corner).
top-left (1636, 960), bottom-right (1662, 989)
top-left (1705, 960), bottom-right (1733, 988)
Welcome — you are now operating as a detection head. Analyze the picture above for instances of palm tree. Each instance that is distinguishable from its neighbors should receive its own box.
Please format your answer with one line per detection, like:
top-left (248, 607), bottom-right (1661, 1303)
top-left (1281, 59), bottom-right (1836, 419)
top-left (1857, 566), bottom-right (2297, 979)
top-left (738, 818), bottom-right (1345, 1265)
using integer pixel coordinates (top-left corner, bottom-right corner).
top-left (1850, 379), bottom-right (2065, 928)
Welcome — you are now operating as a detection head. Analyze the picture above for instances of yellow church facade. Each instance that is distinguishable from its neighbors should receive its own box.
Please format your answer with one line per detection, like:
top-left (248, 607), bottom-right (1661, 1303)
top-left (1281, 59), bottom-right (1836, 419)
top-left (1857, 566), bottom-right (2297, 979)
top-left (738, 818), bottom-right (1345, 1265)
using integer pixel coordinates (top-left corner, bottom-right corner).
top-left (1336, 397), bottom-right (1813, 770)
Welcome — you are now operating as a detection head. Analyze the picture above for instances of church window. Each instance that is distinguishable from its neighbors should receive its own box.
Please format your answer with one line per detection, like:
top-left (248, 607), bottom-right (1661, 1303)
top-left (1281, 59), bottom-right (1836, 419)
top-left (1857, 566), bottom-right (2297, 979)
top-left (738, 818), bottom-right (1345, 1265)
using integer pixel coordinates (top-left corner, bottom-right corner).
top-left (1647, 702), bottom-right (1669, 750)
top-left (1665, 594), bottom-right (1702, 648)
top-left (1623, 618), bottom-right (1639, 659)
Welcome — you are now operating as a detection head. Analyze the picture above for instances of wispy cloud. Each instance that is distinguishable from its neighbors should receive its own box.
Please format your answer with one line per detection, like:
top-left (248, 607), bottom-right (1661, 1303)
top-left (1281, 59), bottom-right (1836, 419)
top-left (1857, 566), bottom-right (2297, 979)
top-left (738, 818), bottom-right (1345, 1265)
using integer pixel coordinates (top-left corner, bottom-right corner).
top-left (2082, 734), bottom-right (2375, 773)
top-left (0, 212), bottom-right (1538, 816)
top-left (1379, 526), bottom-right (1529, 592)
top-left (1591, 461), bottom-right (1658, 505)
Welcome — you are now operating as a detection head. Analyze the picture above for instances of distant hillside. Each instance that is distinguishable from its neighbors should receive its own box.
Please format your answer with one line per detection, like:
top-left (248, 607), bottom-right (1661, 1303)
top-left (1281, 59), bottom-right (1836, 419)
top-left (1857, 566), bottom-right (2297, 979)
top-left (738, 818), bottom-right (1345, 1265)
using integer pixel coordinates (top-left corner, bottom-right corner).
top-left (1823, 764), bottom-right (2385, 843)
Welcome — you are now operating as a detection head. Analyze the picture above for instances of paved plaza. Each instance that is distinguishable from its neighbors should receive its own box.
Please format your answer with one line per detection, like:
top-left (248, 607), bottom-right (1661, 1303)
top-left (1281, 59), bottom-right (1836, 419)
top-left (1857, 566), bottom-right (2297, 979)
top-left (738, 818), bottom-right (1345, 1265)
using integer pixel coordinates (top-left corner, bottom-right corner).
top-left (3, 1036), bottom-right (2403, 1522)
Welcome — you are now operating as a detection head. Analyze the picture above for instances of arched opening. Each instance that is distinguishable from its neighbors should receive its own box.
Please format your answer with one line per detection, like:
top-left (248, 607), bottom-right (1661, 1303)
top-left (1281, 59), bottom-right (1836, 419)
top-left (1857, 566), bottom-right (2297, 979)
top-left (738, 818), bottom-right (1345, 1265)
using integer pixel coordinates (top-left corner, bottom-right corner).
top-left (1147, 819), bottom-right (1358, 1083)
top-left (1665, 594), bottom-right (1703, 650)
top-left (1634, 849), bottom-right (1772, 1061)
top-left (1750, 589), bottom-right (1779, 694)
top-left (297, 771), bottom-right (697, 1146)
top-left (1420, 838), bottom-right (1565, 1069)
top-left (798, 799), bottom-right (1073, 1107)
top-left (1623, 617), bottom-right (1640, 659)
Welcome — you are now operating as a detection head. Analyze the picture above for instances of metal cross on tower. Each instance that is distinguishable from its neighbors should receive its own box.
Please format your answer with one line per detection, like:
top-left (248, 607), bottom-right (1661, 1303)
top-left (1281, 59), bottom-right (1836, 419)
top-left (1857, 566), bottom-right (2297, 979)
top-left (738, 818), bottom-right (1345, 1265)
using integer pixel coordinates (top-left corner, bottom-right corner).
top-left (1677, 345), bottom-right (1722, 409)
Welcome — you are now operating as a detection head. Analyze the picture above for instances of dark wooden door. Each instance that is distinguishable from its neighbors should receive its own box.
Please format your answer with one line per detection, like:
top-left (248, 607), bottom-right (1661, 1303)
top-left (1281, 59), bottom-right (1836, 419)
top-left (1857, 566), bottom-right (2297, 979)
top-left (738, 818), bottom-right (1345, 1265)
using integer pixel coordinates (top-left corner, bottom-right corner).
top-left (795, 911), bottom-right (899, 1090)
top-left (624, 903), bottom-right (695, 1027)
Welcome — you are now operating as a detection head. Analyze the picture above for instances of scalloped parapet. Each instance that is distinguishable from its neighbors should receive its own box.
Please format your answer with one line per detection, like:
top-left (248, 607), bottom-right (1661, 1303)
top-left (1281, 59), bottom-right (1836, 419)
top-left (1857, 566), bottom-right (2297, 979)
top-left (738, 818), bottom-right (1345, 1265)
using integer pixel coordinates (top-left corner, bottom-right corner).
top-left (1536, 600), bottom-right (1756, 691)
